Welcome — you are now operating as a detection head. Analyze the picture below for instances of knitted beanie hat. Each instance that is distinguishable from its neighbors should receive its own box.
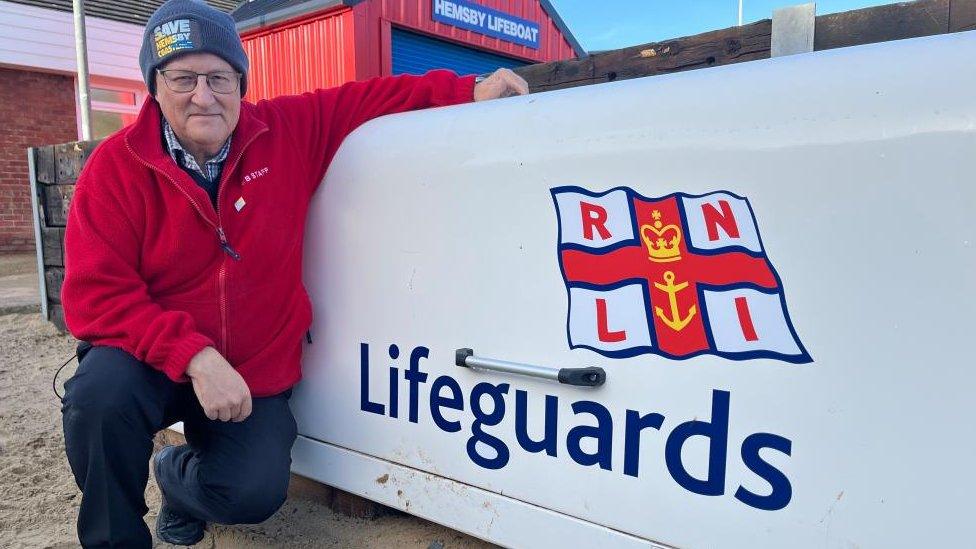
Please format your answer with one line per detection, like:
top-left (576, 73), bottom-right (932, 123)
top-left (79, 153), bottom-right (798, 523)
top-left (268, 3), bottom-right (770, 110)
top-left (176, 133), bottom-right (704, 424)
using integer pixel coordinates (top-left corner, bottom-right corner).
top-left (139, 0), bottom-right (248, 95)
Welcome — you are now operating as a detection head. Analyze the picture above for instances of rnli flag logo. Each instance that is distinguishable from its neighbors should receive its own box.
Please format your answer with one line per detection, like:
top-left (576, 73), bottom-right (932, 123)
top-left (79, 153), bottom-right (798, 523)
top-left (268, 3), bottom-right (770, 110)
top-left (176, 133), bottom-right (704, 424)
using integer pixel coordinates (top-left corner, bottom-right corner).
top-left (552, 186), bottom-right (811, 363)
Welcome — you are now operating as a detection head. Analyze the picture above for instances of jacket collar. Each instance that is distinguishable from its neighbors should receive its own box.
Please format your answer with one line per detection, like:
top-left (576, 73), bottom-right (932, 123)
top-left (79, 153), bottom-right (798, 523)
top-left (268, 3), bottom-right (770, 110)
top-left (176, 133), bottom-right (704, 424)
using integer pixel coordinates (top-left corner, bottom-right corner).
top-left (124, 97), bottom-right (268, 180)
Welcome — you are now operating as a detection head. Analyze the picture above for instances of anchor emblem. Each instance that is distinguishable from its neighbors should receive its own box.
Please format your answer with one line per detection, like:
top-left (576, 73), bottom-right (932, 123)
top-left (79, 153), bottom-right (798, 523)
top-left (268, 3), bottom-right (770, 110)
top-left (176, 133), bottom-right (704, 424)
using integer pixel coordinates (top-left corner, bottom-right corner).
top-left (654, 271), bottom-right (697, 331)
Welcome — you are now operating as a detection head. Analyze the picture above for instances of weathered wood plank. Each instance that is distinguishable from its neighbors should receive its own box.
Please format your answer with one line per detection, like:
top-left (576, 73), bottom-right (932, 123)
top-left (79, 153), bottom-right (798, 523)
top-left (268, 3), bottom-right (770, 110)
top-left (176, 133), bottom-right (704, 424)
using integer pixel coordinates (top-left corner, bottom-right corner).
top-left (518, 0), bottom-right (968, 93)
top-left (42, 226), bottom-right (64, 267)
top-left (54, 140), bottom-right (102, 185)
top-left (50, 304), bottom-right (66, 333)
top-left (42, 184), bottom-right (75, 227)
top-left (950, 0), bottom-right (976, 31)
top-left (516, 20), bottom-right (772, 93)
top-left (598, 20), bottom-right (771, 78)
top-left (515, 55), bottom-right (595, 92)
top-left (815, 0), bottom-right (949, 51)
top-left (33, 145), bottom-right (57, 185)
top-left (34, 178), bottom-right (48, 227)
top-left (45, 268), bottom-right (64, 304)
top-left (329, 487), bottom-right (389, 519)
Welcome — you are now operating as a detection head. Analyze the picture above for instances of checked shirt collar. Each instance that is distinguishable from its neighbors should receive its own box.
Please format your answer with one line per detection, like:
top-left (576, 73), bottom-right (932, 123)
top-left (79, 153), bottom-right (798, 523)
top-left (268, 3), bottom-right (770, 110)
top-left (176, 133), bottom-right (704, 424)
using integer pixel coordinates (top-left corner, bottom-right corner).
top-left (162, 118), bottom-right (232, 182)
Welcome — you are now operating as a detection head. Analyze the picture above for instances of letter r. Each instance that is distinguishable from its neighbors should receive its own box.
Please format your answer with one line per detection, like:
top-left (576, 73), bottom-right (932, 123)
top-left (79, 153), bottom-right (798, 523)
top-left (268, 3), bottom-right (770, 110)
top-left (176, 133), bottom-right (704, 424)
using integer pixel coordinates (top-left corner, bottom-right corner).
top-left (580, 201), bottom-right (612, 241)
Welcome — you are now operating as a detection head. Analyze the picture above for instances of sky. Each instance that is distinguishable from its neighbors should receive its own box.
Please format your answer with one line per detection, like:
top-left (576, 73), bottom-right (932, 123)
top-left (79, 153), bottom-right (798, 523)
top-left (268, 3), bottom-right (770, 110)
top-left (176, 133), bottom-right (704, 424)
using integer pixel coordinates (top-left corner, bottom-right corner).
top-left (547, 0), bottom-right (897, 52)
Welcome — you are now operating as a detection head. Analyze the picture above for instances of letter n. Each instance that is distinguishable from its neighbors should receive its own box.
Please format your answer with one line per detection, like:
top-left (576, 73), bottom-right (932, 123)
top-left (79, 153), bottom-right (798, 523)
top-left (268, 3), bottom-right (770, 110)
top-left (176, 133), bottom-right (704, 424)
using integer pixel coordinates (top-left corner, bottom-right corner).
top-left (701, 200), bottom-right (740, 241)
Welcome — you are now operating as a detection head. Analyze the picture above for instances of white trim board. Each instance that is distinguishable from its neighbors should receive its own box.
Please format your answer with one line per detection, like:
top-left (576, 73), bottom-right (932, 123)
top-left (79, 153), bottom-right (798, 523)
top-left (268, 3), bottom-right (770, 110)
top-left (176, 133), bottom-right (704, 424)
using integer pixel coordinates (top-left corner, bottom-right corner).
top-left (291, 435), bottom-right (667, 548)
top-left (0, 0), bottom-right (143, 82)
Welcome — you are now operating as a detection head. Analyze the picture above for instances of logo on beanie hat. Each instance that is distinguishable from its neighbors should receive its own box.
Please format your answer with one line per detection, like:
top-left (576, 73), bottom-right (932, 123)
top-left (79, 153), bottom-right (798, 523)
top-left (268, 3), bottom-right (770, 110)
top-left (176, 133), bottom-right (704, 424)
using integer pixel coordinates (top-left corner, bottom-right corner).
top-left (153, 18), bottom-right (200, 59)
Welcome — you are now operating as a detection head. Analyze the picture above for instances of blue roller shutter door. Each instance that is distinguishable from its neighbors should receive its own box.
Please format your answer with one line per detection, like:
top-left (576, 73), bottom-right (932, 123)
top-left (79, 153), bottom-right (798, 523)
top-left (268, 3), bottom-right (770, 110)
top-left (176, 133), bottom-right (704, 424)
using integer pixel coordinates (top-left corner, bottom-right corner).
top-left (391, 28), bottom-right (528, 76)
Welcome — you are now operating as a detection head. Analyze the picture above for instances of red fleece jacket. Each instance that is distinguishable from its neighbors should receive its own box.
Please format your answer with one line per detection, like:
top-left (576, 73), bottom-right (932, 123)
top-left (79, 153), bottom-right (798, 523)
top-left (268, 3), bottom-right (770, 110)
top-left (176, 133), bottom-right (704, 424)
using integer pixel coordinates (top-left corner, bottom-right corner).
top-left (63, 70), bottom-right (475, 397)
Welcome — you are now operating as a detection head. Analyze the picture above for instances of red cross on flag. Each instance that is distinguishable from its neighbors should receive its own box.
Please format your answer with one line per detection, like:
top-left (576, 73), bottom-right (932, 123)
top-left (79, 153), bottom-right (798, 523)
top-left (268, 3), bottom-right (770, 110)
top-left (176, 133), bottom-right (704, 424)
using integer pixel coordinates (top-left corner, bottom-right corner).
top-left (551, 186), bottom-right (810, 363)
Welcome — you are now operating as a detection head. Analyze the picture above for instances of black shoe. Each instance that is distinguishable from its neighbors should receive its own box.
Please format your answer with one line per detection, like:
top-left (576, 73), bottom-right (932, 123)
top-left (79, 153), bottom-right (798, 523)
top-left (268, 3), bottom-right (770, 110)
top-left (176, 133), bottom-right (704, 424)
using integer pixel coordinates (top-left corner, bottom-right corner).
top-left (154, 446), bottom-right (206, 546)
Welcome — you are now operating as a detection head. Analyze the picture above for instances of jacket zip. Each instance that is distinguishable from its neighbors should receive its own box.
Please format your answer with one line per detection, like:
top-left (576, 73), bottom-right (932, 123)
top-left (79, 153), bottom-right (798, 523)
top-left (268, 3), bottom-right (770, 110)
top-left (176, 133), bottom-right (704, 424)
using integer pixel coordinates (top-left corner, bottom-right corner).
top-left (212, 129), bottom-right (267, 357)
top-left (216, 227), bottom-right (241, 260)
top-left (124, 127), bottom-right (266, 357)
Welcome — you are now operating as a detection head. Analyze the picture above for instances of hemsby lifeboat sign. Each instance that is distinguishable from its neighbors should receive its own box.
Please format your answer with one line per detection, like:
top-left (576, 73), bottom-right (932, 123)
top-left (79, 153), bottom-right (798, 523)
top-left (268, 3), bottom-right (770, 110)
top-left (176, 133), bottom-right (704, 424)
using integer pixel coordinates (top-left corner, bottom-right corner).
top-left (432, 0), bottom-right (541, 49)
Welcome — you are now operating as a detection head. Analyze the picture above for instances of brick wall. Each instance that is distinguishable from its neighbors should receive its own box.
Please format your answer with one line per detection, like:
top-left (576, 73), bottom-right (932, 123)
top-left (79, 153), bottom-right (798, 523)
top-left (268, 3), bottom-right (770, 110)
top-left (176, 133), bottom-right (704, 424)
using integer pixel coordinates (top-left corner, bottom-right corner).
top-left (0, 67), bottom-right (78, 253)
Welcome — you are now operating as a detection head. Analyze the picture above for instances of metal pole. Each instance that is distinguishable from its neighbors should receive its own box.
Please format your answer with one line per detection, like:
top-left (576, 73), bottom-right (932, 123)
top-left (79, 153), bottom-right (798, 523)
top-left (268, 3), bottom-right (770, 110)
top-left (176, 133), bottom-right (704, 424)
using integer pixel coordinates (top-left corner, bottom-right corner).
top-left (738, 0), bottom-right (744, 26)
top-left (73, 0), bottom-right (93, 140)
top-left (27, 148), bottom-right (48, 321)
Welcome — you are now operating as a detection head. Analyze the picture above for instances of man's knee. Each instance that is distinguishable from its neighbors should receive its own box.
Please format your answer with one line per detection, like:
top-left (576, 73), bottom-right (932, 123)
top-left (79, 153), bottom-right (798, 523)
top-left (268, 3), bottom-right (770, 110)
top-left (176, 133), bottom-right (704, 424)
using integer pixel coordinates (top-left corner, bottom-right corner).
top-left (62, 346), bottom-right (168, 436)
top-left (207, 471), bottom-right (290, 524)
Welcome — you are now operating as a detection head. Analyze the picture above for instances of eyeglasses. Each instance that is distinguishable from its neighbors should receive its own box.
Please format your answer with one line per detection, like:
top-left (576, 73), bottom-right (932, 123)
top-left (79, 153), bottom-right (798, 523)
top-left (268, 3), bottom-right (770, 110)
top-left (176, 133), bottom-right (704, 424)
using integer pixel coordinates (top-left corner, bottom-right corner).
top-left (157, 69), bottom-right (241, 94)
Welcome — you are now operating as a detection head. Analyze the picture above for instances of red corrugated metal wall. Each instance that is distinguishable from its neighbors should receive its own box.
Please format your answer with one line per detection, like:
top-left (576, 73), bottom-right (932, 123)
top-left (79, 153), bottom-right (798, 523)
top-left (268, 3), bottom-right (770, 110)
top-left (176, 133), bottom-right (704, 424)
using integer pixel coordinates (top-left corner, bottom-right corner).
top-left (241, 7), bottom-right (357, 102)
top-left (240, 1), bottom-right (577, 98)
top-left (354, 0), bottom-right (577, 79)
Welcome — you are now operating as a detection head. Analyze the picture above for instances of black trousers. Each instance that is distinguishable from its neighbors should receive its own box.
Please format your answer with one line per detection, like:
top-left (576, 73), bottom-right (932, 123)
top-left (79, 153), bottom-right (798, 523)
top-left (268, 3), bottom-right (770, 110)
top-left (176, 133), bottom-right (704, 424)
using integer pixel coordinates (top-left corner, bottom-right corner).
top-left (61, 345), bottom-right (298, 548)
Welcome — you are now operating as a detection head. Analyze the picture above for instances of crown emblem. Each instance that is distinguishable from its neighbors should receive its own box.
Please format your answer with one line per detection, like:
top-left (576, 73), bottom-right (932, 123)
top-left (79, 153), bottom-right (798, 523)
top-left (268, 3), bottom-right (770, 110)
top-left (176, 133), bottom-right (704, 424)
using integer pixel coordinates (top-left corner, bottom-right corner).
top-left (640, 210), bottom-right (682, 262)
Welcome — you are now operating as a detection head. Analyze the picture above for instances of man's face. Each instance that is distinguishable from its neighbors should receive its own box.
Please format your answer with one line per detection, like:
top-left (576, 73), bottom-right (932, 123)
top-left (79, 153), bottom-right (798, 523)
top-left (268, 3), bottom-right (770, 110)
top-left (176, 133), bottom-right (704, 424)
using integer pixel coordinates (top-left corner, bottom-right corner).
top-left (155, 52), bottom-right (241, 157)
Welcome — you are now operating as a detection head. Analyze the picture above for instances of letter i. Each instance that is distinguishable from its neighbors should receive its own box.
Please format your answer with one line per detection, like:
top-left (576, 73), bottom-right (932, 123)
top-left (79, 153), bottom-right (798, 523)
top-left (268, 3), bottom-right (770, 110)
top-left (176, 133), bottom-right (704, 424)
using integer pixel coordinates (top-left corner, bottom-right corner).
top-left (734, 297), bottom-right (759, 342)
top-left (389, 344), bottom-right (400, 418)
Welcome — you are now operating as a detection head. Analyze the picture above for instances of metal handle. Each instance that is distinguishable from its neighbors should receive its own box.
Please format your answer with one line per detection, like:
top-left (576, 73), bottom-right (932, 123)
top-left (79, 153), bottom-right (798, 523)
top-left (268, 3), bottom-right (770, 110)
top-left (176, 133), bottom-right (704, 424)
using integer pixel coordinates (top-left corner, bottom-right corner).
top-left (455, 348), bottom-right (605, 387)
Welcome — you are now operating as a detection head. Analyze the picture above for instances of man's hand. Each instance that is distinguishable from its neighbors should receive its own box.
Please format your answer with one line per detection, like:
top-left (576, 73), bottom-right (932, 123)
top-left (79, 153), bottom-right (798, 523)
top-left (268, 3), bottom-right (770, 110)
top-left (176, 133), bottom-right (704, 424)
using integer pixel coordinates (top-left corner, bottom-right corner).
top-left (186, 347), bottom-right (252, 422)
top-left (473, 68), bottom-right (529, 101)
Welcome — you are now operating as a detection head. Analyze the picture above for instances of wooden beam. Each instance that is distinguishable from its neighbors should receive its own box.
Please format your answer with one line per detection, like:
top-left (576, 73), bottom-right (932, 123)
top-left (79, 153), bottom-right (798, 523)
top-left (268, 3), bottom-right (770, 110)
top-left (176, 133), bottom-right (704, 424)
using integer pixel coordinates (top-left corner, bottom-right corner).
top-left (517, 0), bottom-right (974, 93)
top-left (45, 267), bottom-right (64, 304)
top-left (815, 0), bottom-right (949, 51)
top-left (33, 146), bottom-right (57, 185)
top-left (515, 20), bottom-right (771, 93)
top-left (54, 140), bottom-right (102, 185)
top-left (42, 185), bottom-right (75, 227)
top-left (950, 0), bottom-right (976, 31)
top-left (42, 226), bottom-right (64, 268)
top-left (50, 304), bottom-right (66, 332)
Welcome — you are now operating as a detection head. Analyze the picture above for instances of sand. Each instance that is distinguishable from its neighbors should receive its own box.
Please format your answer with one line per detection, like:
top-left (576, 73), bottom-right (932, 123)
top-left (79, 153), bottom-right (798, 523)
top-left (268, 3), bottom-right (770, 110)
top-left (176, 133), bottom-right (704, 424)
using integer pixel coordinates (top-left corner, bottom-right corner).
top-left (0, 254), bottom-right (40, 315)
top-left (0, 312), bottom-right (497, 549)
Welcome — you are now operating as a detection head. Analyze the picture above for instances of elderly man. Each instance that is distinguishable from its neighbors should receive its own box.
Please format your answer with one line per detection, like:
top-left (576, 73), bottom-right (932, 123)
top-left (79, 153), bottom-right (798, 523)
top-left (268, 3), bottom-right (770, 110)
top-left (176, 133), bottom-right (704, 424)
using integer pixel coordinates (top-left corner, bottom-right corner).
top-left (59, 0), bottom-right (528, 546)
